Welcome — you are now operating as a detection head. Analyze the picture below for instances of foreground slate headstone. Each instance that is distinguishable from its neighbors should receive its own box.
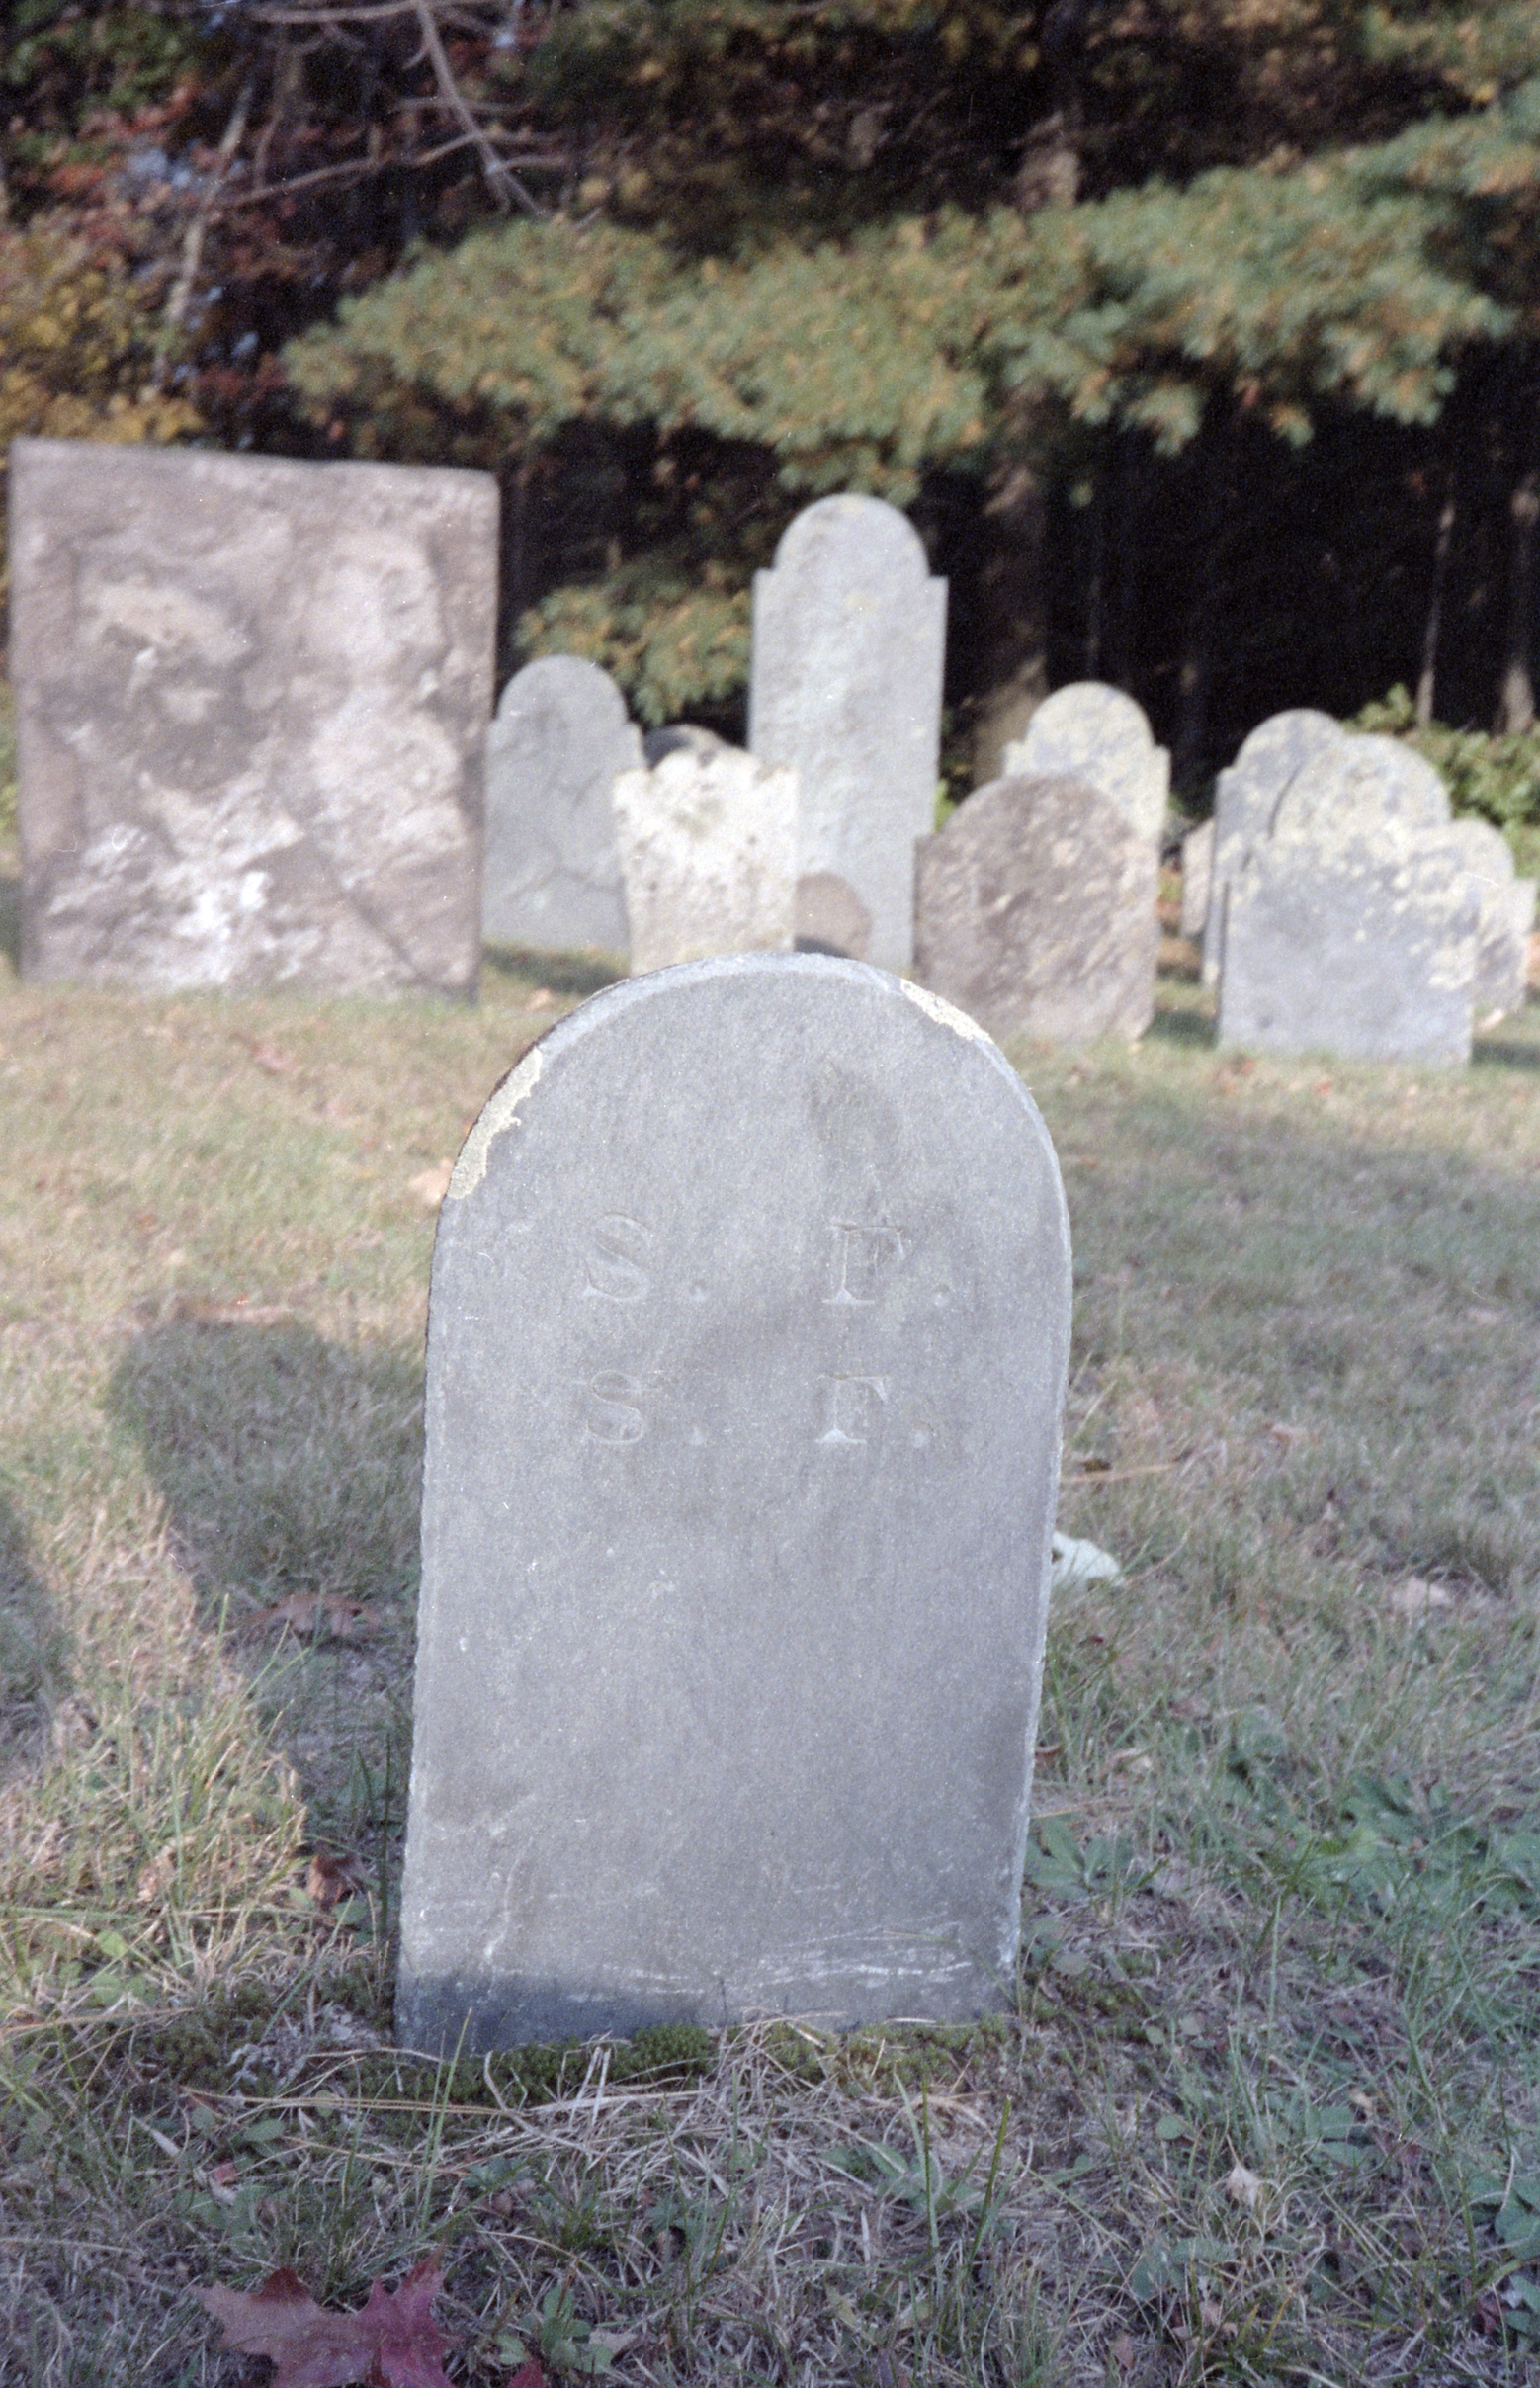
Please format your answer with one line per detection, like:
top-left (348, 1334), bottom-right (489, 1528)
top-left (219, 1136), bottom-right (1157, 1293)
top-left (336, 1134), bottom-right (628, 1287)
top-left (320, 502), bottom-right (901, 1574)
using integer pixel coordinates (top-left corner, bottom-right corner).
top-left (1001, 682), bottom-right (1169, 846)
top-left (611, 744), bottom-right (798, 972)
top-left (749, 495), bottom-right (946, 971)
top-left (396, 954), bottom-right (1070, 2049)
top-left (914, 774), bottom-right (1158, 1044)
top-left (482, 656), bottom-right (641, 955)
top-left (12, 437), bottom-right (496, 994)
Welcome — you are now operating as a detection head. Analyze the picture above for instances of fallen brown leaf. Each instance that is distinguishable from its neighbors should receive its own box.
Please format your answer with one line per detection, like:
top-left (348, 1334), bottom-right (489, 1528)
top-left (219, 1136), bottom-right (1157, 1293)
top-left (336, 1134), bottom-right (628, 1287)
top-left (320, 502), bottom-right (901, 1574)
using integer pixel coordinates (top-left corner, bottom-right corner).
top-left (1226, 2161), bottom-right (1262, 2212)
top-left (197, 2256), bottom-right (455, 2387)
top-left (1109, 2330), bottom-right (1137, 2371)
top-left (306, 1851), bottom-right (364, 1913)
top-left (1473, 2286), bottom-right (1504, 2338)
top-left (408, 1160), bottom-right (455, 1210)
top-left (259, 1593), bottom-right (388, 1646)
top-left (240, 1038), bottom-right (299, 1076)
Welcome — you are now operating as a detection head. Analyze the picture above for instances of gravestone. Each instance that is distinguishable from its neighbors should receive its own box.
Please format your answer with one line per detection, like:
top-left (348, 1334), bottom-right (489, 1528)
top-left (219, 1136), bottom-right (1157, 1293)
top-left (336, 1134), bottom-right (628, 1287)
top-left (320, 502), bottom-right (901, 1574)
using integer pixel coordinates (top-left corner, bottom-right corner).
top-left (12, 437), bottom-right (495, 994)
top-left (611, 744), bottom-right (797, 973)
top-left (1217, 778), bottom-right (1480, 1066)
top-left (1001, 683), bottom-right (1169, 846)
top-left (1179, 820), bottom-right (1214, 940)
top-left (396, 953), bottom-right (1071, 2049)
top-left (1445, 818), bottom-right (1537, 1020)
top-left (913, 775), bottom-right (1158, 1044)
top-left (482, 656), bottom-right (641, 955)
top-left (749, 495), bottom-right (946, 971)
top-left (1202, 710), bottom-right (1346, 982)
top-left (642, 724), bottom-right (727, 766)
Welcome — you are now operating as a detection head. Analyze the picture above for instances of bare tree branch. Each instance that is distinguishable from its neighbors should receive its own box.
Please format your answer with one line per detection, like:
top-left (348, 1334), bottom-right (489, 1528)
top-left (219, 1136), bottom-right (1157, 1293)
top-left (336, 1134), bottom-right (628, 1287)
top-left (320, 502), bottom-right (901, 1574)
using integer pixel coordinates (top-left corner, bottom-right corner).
top-left (408, 0), bottom-right (547, 214)
top-left (214, 130), bottom-right (565, 211)
top-left (157, 73), bottom-right (256, 380)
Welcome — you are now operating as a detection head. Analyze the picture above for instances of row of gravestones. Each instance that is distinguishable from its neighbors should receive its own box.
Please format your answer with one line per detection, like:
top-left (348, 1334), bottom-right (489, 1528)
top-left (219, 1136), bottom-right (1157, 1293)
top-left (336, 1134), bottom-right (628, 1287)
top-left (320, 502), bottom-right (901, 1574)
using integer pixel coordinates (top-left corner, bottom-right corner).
top-left (11, 434), bottom-right (1165, 1043)
top-left (1180, 712), bottom-right (1535, 1066)
top-left (12, 436), bottom-right (1530, 1064)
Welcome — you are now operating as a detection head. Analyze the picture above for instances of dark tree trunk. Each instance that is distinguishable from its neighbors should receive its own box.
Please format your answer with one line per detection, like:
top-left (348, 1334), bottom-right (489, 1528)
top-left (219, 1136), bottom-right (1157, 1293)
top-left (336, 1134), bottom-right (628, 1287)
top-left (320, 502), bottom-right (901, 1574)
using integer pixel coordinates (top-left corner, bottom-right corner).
top-left (968, 463), bottom-right (1050, 785)
top-left (1416, 469), bottom-right (1456, 727)
top-left (1499, 466), bottom-right (1538, 733)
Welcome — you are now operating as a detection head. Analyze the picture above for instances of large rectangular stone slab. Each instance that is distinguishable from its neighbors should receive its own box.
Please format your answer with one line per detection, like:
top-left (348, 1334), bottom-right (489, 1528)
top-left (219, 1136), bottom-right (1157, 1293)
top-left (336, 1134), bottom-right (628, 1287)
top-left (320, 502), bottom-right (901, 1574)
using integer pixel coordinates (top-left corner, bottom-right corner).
top-left (12, 437), bottom-right (496, 994)
top-left (749, 496), bottom-right (946, 972)
top-left (396, 954), bottom-right (1070, 2050)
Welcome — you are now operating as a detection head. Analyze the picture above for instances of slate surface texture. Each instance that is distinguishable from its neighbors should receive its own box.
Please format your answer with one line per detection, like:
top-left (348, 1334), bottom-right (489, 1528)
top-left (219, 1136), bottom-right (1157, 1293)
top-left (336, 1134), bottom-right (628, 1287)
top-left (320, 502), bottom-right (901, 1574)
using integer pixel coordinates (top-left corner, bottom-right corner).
top-left (396, 954), bottom-right (1070, 2050)
top-left (12, 438), bottom-right (496, 994)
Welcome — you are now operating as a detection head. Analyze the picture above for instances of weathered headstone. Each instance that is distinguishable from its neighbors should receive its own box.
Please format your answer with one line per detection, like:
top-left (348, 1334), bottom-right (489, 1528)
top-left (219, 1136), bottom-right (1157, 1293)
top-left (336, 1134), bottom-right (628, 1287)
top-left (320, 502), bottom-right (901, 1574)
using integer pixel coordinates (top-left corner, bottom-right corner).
top-left (1201, 710), bottom-right (1346, 981)
top-left (1445, 817), bottom-right (1537, 1020)
top-left (1179, 820), bottom-right (1214, 940)
top-left (913, 775), bottom-right (1158, 1044)
top-left (482, 656), bottom-right (641, 955)
top-left (611, 744), bottom-right (797, 972)
top-left (12, 437), bottom-right (495, 994)
top-left (749, 495), bottom-right (946, 971)
top-left (1001, 683), bottom-right (1169, 846)
top-left (396, 953), bottom-right (1071, 2049)
top-left (1217, 777), bottom-right (1480, 1066)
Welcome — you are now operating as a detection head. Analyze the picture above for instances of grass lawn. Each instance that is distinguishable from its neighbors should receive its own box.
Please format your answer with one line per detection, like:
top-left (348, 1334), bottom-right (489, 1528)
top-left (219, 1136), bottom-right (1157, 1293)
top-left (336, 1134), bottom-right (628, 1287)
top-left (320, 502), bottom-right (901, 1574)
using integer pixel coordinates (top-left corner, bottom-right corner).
top-left (1, 839), bottom-right (1538, 2385)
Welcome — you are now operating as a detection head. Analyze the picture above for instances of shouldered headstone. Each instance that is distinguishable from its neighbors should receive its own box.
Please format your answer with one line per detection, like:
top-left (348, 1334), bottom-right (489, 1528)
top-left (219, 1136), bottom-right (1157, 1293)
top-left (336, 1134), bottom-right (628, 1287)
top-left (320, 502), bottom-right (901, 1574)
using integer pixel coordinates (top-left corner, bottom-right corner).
top-left (914, 775), bottom-right (1158, 1045)
top-left (1001, 683), bottom-right (1169, 847)
top-left (1444, 817), bottom-right (1537, 1021)
top-left (12, 437), bottom-right (495, 995)
top-left (396, 953), bottom-right (1071, 2049)
top-left (482, 656), bottom-right (641, 956)
top-left (1217, 774), bottom-right (1480, 1066)
top-left (749, 496), bottom-right (946, 971)
top-left (611, 744), bottom-right (797, 973)
top-left (1201, 710), bottom-right (1346, 982)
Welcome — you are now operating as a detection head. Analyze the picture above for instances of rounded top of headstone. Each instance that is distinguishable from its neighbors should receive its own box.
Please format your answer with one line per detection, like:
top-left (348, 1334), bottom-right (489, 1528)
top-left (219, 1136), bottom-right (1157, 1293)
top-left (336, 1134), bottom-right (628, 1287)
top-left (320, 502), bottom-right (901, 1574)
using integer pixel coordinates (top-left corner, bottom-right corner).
top-left (448, 951), bottom-right (1052, 1211)
top-left (642, 723), bottom-right (729, 767)
top-left (495, 652), bottom-right (631, 726)
top-left (1229, 709), bottom-right (1346, 790)
top-left (1023, 683), bottom-right (1156, 752)
top-left (768, 494), bottom-right (933, 588)
top-left (1444, 815), bottom-right (1517, 883)
top-left (1338, 734), bottom-right (1450, 828)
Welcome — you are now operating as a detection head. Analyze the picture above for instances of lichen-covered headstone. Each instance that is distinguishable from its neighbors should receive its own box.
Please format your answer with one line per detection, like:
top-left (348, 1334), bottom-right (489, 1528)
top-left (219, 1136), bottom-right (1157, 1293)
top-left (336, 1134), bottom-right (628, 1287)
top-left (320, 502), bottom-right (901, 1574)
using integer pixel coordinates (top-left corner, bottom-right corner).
top-left (12, 438), bottom-right (495, 994)
top-left (396, 953), bottom-right (1071, 2049)
top-left (1217, 774), bottom-right (1479, 1066)
top-left (913, 775), bottom-right (1157, 1044)
top-left (1445, 818), bottom-right (1537, 1021)
top-left (611, 744), bottom-right (797, 972)
top-left (749, 496), bottom-right (946, 971)
top-left (1001, 683), bottom-right (1169, 846)
top-left (482, 656), bottom-right (641, 955)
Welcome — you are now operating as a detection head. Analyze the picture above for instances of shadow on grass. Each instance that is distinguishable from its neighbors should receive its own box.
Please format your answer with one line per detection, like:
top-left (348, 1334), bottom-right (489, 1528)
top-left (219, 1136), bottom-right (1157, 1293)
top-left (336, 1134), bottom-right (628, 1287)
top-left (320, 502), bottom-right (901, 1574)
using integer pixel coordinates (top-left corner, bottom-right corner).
top-left (481, 940), bottom-right (626, 998)
top-left (0, 875), bottom-right (19, 977)
top-left (0, 1492), bottom-right (64, 1771)
top-left (1145, 999), bottom-right (1216, 1049)
top-left (106, 1317), bottom-right (424, 1635)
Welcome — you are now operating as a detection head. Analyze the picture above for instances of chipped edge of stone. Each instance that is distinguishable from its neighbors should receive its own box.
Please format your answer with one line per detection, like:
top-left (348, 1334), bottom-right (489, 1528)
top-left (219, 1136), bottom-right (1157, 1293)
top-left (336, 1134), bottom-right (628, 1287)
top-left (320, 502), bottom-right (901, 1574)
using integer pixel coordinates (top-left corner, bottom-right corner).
top-left (899, 979), bottom-right (992, 1044)
top-left (447, 1046), bottom-right (544, 1200)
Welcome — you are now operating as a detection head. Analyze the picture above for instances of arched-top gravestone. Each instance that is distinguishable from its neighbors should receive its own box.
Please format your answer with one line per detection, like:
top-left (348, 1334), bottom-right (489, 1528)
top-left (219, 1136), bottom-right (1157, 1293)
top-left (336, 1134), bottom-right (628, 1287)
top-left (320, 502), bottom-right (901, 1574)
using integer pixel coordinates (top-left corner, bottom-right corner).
top-left (1001, 683), bottom-right (1169, 846)
top-left (749, 497), bottom-right (947, 973)
top-left (482, 655), bottom-right (642, 955)
top-left (396, 954), bottom-right (1070, 2052)
top-left (1445, 817), bottom-right (1536, 1019)
top-left (1201, 709), bottom-right (1346, 980)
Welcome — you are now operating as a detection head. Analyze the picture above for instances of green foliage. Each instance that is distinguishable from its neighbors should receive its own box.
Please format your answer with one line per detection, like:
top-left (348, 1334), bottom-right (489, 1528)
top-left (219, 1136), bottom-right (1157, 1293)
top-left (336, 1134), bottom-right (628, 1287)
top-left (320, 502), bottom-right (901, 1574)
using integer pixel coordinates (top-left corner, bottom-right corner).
top-left (1351, 685), bottom-right (1540, 870)
top-left (520, 557), bottom-right (751, 727)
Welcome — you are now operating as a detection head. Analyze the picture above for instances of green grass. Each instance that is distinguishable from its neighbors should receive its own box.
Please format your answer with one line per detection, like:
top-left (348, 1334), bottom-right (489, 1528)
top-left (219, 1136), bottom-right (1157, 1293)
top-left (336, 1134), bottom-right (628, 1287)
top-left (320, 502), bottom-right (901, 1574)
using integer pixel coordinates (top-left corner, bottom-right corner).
top-left (1, 928), bottom-right (1538, 2386)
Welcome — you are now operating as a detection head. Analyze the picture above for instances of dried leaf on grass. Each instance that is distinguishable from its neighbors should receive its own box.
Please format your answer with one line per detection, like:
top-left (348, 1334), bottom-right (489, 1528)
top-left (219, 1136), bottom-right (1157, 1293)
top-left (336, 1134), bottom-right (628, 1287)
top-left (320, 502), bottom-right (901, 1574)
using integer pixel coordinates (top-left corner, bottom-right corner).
top-left (1226, 2161), bottom-right (1263, 2212)
top-left (197, 2256), bottom-right (455, 2387)
top-left (407, 1160), bottom-right (455, 1210)
top-left (1386, 1576), bottom-right (1454, 1621)
top-left (257, 1593), bottom-right (390, 1645)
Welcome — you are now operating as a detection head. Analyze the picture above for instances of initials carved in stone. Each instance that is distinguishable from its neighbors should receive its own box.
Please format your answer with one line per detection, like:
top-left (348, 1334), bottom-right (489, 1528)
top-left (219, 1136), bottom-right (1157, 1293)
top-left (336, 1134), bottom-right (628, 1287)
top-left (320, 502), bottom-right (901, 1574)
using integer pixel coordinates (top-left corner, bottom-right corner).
top-left (817, 1375), bottom-right (889, 1446)
top-left (823, 1221), bottom-right (905, 1306)
top-left (584, 1371), bottom-right (645, 1444)
top-left (581, 1214), bottom-right (651, 1303)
